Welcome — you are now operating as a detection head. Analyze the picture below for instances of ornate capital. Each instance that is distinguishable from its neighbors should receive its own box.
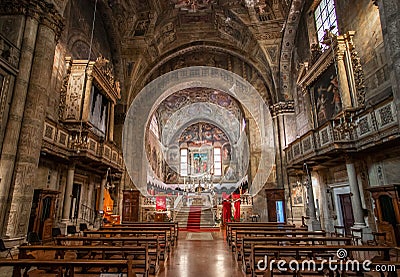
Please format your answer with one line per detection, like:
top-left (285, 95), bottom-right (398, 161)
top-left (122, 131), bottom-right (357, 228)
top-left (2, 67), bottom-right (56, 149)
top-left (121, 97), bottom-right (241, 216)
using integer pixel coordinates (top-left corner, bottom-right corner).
top-left (40, 2), bottom-right (64, 42)
top-left (270, 101), bottom-right (295, 116)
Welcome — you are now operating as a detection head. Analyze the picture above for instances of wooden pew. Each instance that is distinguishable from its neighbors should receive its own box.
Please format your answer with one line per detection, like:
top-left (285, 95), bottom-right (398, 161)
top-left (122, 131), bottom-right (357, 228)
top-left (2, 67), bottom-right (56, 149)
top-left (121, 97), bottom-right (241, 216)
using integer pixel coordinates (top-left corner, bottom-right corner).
top-left (112, 222), bottom-right (179, 243)
top-left (232, 230), bottom-right (326, 252)
top-left (55, 236), bottom-right (161, 273)
top-left (0, 259), bottom-right (136, 277)
top-left (239, 236), bottom-right (352, 274)
top-left (249, 244), bottom-right (392, 277)
top-left (225, 222), bottom-right (297, 243)
top-left (83, 229), bottom-right (170, 260)
top-left (100, 226), bottom-right (174, 247)
top-left (227, 224), bottom-right (306, 246)
top-left (18, 245), bottom-right (150, 277)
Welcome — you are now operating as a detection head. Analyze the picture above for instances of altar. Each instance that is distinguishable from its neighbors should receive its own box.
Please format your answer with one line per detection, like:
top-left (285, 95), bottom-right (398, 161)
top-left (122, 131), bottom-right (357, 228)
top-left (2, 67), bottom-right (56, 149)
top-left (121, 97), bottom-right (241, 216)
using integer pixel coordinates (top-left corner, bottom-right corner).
top-left (192, 196), bottom-right (203, 205)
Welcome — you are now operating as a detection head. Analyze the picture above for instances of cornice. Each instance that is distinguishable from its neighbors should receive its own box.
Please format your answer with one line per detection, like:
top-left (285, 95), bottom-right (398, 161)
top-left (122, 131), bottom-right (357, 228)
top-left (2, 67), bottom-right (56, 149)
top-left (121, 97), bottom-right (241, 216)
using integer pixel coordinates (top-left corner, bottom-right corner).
top-left (40, 2), bottom-right (64, 42)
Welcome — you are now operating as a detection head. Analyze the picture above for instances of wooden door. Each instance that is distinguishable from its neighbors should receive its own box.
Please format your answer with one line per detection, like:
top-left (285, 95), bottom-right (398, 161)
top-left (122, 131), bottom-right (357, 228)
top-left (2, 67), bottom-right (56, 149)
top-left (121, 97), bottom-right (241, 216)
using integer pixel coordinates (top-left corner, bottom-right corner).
top-left (339, 194), bottom-right (354, 236)
top-left (265, 189), bottom-right (286, 222)
top-left (122, 190), bottom-right (140, 223)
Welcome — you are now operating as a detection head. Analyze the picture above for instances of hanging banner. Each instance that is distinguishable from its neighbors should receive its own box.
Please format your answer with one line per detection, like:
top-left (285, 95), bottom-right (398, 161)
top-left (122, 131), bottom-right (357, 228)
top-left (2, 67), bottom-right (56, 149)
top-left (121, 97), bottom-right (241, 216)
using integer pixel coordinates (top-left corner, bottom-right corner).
top-left (156, 196), bottom-right (166, 211)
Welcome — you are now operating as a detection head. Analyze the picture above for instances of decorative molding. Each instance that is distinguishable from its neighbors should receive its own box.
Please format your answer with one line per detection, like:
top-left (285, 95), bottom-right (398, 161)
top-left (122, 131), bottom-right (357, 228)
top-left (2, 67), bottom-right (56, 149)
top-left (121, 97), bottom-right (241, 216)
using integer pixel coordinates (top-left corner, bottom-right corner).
top-left (297, 47), bottom-right (334, 90)
top-left (286, 100), bottom-right (399, 166)
top-left (347, 33), bottom-right (366, 107)
top-left (40, 2), bottom-right (64, 42)
top-left (270, 101), bottom-right (295, 116)
top-left (93, 56), bottom-right (121, 102)
top-left (59, 57), bottom-right (72, 120)
top-left (0, 33), bottom-right (20, 71)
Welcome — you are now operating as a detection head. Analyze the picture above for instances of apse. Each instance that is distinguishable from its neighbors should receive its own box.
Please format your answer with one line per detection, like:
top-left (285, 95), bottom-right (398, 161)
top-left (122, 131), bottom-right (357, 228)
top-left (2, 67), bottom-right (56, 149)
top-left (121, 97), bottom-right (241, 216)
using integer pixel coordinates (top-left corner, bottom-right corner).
top-left (123, 66), bottom-right (275, 197)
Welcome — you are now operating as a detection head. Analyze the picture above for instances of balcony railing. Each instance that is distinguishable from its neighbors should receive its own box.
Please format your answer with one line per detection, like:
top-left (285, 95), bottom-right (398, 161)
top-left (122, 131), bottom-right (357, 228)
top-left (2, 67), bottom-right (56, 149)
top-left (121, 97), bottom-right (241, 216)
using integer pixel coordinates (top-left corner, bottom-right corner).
top-left (42, 121), bottom-right (123, 170)
top-left (286, 101), bottom-right (399, 166)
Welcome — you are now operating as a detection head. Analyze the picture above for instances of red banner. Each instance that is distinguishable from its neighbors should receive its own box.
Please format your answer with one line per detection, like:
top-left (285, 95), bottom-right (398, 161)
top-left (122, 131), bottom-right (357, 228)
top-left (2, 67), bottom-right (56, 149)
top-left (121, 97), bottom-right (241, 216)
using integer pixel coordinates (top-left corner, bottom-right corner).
top-left (156, 196), bottom-right (166, 211)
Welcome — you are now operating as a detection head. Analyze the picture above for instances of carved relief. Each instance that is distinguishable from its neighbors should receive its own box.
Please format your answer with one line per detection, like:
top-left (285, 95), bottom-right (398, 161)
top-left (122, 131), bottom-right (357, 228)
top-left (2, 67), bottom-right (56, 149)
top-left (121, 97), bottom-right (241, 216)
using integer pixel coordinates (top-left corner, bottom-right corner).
top-left (59, 58), bottom-right (72, 120)
top-left (348, 38), bottom-right (366, 106)
top-left (65, 72), bottom-right (85, 120)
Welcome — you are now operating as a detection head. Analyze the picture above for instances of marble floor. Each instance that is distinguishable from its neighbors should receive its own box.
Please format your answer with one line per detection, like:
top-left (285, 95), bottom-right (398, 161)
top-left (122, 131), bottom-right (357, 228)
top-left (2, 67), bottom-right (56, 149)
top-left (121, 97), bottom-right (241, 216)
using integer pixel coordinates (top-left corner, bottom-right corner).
top-left (156, 230), bottom-right (244, 277)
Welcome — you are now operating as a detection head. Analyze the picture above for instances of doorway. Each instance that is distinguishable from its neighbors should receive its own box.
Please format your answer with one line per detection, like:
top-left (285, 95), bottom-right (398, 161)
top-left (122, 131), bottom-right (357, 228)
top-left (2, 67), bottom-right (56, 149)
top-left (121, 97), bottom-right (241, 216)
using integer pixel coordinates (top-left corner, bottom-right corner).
top-left (70, 183), bottom-right (81, 221)
top-left (265, 189), bottom-right (286, 222)
top-left (339, 193), bottom-right (354, 235)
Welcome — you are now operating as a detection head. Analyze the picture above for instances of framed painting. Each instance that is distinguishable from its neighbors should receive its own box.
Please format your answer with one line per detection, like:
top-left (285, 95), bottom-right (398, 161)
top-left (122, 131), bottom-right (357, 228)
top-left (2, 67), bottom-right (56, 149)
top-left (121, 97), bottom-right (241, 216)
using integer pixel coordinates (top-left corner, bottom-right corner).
top-left (309, 64), bottom-right (342, 126)
top-left (291, 182), bottom-right (304, 206)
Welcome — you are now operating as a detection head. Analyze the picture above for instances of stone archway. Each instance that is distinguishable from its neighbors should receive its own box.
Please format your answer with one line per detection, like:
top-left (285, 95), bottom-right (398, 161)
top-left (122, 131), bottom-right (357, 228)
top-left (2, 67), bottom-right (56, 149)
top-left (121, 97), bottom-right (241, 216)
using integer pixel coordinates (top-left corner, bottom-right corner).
top-left (123, 66), bottom-right (275, 196)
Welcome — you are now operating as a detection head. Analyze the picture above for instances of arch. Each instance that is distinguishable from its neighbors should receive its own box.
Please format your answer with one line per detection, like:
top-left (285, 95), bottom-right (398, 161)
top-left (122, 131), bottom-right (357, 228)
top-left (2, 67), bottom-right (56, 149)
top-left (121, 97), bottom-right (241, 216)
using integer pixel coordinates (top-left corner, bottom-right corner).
top-left (279, 0), bottom-right (306, 100)
top-left (161, 102), bottom-right (241, 146)
top-left (127, 42), bottom-right (277, 106)
top-left (123, 66), bottom-right (275, 197)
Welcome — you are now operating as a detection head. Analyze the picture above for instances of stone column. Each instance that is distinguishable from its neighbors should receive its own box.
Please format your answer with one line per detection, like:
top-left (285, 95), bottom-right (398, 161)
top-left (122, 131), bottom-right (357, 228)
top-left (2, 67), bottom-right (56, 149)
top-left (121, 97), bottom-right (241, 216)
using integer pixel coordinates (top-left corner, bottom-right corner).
top-left (374, 0), bottom-right (400, 127)
top-left (244, 118), bottom-right (252, 183)
top-left (271, 102), bottom-right (295, 189)
top-left (304, 164), bottom-right (321, 231)
top-left (108, 103), bottom-right (115, 142)
top-left (272, 115), bottom-right (283, 188)
top-left (87, 178), bottom-right (94, 210)
top-left (345, 156), bottom-right (366, 228)
top-left (62, 163), bottom-right (75, 221)
top-left (335, 36), bottom-right (353, 109)
top-left (98, 177), bottom-right (107, 214)
top-left (93, 176), bottom-right (107, 228)
top-left (4, 7), bottom-right (63, 242)
top-left (0, 5), bottom-right (40, 236)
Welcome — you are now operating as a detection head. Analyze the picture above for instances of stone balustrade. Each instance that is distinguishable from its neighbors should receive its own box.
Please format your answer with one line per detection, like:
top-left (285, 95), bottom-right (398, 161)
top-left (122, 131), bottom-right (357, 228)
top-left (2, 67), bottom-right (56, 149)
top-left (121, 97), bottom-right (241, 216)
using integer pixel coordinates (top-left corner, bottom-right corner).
top-left (286, 100), bottom-right (399, 166)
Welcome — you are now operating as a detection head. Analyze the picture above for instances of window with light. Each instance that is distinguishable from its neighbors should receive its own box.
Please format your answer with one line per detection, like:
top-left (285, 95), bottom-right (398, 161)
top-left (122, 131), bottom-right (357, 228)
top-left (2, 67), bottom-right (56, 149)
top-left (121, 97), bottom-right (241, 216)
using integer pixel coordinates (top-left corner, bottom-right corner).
top-left (180, 148), bottom-right (188, 176)
top-left (213, 148), bottom-right (222, 176)
top-left (314, 0), bottom-right (338, 49)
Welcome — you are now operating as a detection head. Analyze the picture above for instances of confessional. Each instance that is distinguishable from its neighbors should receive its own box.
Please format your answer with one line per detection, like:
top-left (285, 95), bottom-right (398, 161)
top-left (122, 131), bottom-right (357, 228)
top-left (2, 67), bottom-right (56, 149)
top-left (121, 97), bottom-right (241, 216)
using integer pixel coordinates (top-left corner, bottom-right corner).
top-left (368, 184), bottom-right (400, 246)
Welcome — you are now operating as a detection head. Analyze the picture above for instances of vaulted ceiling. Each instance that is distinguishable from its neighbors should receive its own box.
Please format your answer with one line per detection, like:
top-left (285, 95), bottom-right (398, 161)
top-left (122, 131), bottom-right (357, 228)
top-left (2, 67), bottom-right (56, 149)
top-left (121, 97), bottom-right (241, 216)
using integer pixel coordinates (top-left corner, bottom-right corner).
top-left (90, 0), bottom-right (297, 105)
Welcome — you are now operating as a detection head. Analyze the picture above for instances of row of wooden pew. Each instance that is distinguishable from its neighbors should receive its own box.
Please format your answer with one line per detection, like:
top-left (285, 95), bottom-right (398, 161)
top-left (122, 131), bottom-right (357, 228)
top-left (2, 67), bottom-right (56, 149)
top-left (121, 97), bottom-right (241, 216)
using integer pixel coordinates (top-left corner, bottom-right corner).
top-left (225, 222), bottom-right (399, 277)
top-left (0, 221), bottom-right (179, 277)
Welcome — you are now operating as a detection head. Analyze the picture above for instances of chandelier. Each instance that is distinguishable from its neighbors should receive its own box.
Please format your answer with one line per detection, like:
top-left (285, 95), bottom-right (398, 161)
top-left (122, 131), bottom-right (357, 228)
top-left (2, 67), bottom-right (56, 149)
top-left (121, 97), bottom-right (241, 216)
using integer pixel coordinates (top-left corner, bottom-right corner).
top-left (69, 129), bottom-right (88, 153)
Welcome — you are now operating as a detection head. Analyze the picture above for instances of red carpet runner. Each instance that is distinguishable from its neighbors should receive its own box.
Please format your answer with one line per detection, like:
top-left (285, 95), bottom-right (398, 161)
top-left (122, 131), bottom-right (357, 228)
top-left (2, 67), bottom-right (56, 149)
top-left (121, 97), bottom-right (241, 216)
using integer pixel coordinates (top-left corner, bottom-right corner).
top-left (186, 205), bottom-right (201, 230)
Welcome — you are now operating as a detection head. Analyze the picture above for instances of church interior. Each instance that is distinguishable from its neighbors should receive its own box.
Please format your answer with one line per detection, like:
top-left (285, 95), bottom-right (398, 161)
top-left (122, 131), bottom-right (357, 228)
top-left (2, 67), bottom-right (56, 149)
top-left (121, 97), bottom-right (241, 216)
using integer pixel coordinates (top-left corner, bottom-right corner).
top-left (0, 0), bottom-right (400, 276)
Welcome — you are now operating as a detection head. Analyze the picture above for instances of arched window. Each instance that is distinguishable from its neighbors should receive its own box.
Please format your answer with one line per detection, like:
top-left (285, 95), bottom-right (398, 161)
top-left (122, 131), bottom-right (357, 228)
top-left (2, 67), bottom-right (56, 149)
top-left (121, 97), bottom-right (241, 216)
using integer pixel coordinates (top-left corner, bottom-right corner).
top-left (180, 148), bottom-right (188, 176)
top-left (213, 147), bottom-right (222, 176)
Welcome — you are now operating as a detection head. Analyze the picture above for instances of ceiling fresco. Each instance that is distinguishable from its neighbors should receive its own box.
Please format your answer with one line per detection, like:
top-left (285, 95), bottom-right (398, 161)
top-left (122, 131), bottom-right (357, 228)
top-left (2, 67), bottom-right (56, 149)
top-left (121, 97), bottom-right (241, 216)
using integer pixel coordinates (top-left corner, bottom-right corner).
top-left (171, 0), bottom-right (216, 12)
top-left (178, 122), bottom-right (229, 146)
top-left (156, 87), bottom-right (243, 129)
